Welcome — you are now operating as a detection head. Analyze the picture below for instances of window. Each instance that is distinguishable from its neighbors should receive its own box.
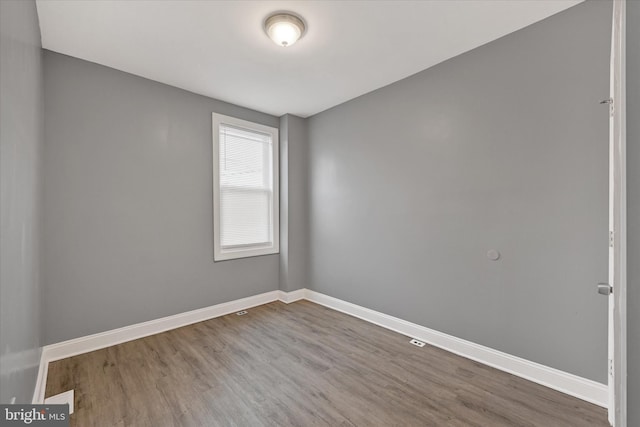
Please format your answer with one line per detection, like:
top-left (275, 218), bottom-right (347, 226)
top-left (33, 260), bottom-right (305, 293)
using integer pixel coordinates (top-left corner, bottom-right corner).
top-left (212, 113), bottom-right (279, 261)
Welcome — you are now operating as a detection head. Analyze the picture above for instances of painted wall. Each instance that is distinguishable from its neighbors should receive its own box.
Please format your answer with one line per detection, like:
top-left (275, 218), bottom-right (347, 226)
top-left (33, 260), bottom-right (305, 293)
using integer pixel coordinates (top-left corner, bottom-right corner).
top-left (42, 52), bottom-right (280, 344)
top-left (279, 114), bottom-right (309, 292)
top-left (627, 0), bottom-right (639, 424)
top-left (0, 0), bottom-right (44, 403)
top-left (307, 0), bottom-right (611, 383)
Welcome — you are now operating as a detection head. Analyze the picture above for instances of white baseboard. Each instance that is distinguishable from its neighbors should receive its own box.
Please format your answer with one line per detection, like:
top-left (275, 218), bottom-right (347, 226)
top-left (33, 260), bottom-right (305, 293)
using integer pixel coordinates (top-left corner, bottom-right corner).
top-left (33, 289), bottom-right (294, 403)
top-left (32, 350), bottom-right (48, 404)
top-left (32, 287), bottom-right (608, 409)
top-left (43, 290), bottom-right (282, 364)
top-left (278, 288), bottom-right (306, 304)
top-left (44, 389), bottom-right (74, 414)
top-left (304, 289), bottom-right (608, 408)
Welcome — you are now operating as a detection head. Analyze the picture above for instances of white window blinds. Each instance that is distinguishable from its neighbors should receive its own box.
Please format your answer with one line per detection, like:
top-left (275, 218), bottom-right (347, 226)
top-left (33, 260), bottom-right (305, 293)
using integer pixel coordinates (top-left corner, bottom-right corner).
top-left (219, 124), bottom-right (273, 248)
top-left (213, 114), bottom-right (279, 261)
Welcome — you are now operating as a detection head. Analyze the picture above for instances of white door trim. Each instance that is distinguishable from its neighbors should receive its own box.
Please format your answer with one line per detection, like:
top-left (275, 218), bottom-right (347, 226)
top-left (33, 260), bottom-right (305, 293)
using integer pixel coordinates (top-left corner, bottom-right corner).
top-left (608, 1), bottom-right (627, 425)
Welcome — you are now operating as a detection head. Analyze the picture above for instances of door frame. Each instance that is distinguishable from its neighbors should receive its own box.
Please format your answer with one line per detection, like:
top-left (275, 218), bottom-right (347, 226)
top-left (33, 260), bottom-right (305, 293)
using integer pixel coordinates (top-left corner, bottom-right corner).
top-left (608, 0), bottom-right (627, 425)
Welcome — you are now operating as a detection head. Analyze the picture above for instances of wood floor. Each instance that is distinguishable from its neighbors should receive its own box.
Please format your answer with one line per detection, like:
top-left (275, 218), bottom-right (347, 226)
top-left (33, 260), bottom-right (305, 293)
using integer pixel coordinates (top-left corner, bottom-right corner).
top-left (45, 300), bottom-right (608, 426)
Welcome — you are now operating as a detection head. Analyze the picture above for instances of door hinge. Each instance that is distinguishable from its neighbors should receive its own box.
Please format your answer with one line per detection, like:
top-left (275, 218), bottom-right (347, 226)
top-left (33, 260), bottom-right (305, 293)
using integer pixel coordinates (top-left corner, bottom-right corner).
top-left (609, 230), bottom-right (614, 247)
top-left (609, 359), bottom-right (614, 377)
top-left (601, 98), bottom-right (614, 117)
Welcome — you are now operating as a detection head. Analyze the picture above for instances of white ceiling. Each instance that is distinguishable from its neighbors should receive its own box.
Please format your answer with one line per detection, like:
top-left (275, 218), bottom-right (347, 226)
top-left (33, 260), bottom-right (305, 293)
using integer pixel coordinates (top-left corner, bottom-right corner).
top-left (36, 0), bottom-right (582, 118)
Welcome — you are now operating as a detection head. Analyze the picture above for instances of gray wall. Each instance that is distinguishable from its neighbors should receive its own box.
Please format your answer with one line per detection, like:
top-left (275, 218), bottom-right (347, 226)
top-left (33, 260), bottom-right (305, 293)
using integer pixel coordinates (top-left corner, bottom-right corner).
top-left (42, 52), bottom-right (280, 344)
top-left (279, 114), bottom-right (309, 292)
top-left (627, 0), bottom-right (639, 424)
top-left (307, 0), bottom-right (611, 383)
top-left (0, 0), bottom-right (44, 404)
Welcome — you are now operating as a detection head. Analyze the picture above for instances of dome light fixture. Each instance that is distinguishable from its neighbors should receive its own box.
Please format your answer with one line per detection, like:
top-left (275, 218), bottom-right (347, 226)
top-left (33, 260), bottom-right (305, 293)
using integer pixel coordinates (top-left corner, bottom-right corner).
top-left (264, 13), bottom-right (306, 47)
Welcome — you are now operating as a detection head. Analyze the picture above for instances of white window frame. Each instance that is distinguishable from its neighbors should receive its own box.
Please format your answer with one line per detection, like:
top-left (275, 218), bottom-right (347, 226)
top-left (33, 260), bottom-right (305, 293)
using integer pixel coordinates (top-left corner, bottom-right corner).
top-left (212, 113), bottom-right (279, 261)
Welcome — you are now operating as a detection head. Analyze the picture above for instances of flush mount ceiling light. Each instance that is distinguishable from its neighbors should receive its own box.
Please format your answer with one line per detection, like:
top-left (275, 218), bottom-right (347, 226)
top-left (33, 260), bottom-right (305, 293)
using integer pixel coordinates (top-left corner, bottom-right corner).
top-left (264, 13), bottom-right (306, 47)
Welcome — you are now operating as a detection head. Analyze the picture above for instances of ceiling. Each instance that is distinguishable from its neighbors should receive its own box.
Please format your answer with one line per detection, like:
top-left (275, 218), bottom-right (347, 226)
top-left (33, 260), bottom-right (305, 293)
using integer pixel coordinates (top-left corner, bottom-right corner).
top-left (36, 0), bottom-right (582, 118)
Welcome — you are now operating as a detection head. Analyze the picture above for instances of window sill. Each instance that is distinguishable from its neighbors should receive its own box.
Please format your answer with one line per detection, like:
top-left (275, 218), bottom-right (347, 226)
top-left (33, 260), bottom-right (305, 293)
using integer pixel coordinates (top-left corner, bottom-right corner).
top-left (214, 246), bottom-right (279, 261)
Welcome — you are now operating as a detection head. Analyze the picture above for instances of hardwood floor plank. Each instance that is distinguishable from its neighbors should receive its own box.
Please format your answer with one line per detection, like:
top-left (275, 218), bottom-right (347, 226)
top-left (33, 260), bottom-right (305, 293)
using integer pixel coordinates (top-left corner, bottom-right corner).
top-left (45, 300), bottom-right (608, 426)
